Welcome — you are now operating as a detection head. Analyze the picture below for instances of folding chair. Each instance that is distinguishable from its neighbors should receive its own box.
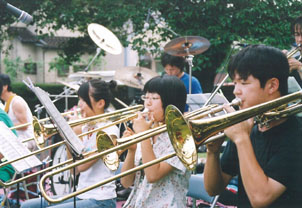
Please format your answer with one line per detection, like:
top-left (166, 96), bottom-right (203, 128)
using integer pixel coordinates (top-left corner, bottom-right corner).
top-left (1, 157), bottom-right (51, 207)
top-left (187, 174), bottom-right (220, 208)
top-left (1, 170), bottom-right (35, 207)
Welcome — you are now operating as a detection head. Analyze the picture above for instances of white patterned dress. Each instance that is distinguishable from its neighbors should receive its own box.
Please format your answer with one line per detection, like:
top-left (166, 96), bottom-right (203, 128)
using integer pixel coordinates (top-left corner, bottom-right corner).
top-left (123, 132), bottom-right (190, 208)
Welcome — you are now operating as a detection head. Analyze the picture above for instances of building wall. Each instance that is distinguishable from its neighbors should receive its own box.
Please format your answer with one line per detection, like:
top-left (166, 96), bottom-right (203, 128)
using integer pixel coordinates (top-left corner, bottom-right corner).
top-left (0, 25), bottom-right (161, 84)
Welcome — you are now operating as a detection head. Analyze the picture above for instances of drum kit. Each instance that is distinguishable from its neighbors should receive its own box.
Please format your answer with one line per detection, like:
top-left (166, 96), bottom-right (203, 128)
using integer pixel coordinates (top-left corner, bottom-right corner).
top-left (64, 23), bottom-right (211, 93)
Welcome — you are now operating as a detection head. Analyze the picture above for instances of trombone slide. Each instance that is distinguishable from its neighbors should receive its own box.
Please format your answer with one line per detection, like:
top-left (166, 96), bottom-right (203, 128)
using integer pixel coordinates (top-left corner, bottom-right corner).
top-left (165, 90), bottom-right (302, 171)
top-left (39, 153), bottom-right (175, 203)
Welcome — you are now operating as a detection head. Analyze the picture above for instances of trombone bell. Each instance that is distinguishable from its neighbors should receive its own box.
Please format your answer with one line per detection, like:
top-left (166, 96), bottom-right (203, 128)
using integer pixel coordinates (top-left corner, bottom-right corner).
top-left (165, 106), bottom-right (197, 170)
top-left (32, 116), bottom-right (48, 149)
top-left (165, 90), bottom-right (302, 170)
top-left (96, 131), bottom-right (119, 171)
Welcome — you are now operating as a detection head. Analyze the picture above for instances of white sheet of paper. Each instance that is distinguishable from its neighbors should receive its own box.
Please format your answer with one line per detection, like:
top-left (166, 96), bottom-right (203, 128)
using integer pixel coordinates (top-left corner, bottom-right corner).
top-left (0, 122), bottom-right (42, 172)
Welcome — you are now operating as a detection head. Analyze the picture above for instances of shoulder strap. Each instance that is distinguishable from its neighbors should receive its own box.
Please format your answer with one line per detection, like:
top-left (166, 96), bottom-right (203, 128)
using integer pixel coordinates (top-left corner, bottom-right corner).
top-left (4, 94), bottom-right (16, 113)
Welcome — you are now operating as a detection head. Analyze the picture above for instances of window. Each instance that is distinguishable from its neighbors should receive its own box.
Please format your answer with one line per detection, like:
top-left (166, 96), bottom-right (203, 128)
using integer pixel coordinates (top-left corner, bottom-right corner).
top-left (24, 62), bottom-right (37, 74)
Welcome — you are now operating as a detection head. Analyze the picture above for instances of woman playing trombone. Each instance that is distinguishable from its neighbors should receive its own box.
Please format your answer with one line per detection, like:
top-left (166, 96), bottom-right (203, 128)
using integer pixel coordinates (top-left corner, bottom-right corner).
top-left (21, 79), bottom-right (119, 208)
top-left (121, 75), bottom-right (191, 208)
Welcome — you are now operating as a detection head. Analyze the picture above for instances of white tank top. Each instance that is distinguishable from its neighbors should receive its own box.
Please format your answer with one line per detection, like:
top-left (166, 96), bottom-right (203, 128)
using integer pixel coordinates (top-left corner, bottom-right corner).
top-left (8, 96), bottom-right (34, 145)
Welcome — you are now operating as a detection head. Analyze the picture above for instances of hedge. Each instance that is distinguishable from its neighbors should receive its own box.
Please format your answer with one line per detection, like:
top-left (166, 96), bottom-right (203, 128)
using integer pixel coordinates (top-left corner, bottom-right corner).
top-left (10, 83), bottom-right (139, 118)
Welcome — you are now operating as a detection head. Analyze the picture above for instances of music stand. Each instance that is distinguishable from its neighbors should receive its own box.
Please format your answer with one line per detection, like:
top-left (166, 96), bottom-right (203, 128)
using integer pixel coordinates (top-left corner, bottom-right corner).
top-left (23, 79), bottom-right (84, 158)
top-left (186, 93), bottom-right (229, 113)
top-left (0, 122), bottom-right (42, 178)
top-left (24, 78), bottom-right (85, 207)
top-left (288, 76), bottom-right (302, 117)
top-left (0, 122), bottom-right (42, 206)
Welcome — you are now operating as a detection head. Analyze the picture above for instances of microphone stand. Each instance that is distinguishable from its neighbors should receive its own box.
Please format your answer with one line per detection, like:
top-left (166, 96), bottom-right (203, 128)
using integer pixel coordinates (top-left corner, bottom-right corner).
top-left (84, 48), bottom-right (101, 72)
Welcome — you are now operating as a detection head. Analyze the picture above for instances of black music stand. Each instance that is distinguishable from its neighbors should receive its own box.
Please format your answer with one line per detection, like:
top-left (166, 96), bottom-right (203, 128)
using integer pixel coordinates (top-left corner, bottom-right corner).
top-left (24, 78), bottom-right (85, 207)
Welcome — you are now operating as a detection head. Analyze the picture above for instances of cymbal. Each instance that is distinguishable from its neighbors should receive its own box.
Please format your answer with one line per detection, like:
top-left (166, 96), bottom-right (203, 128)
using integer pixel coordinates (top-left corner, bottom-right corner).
top-left (69, 71), bottom-right (115, 79)
top-left (58, 80), bottom-right (80, 91)
top-left (68, 71), bottom-right (124, 85)
top-left (88, 23), bottom-right (122, 55)
top-left (114, 66), bottom-right (158, 89)
top-left (164, 36), bottom-right (210, 56)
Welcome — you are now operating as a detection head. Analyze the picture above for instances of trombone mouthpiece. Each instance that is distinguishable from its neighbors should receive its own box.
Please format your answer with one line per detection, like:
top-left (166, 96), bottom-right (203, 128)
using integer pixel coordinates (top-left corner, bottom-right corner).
top-left (142, 108), bottom-right (149, 121)
top-left (142, 108), bottom-right (149, 113)
top-left (231, 98), bottom-right (242, 106)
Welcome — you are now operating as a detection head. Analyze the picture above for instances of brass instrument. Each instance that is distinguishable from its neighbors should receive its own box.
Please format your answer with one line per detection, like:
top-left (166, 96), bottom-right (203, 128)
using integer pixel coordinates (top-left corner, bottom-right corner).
top-left (166, 91), bottom-right (302, 170)
top-left (37, 99), bottom-right (246, 203)
top-left (38, 125), bottom-right (166, 202)
top-left (287, 44), bottom-right (301, 60)
top-left (38, 91), bottom-right (302, 203)
top-left (0, 105), bottom-right (144, 188)
top-left (24, 105), bottom-right (144, 149)
top-left (10, 109), bottom-right (81, 131)
top-left (12, 109), bottom-right (81, 148)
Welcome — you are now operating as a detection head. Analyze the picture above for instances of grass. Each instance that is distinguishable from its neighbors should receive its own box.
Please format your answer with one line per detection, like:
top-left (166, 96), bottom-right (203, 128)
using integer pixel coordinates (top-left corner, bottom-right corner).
top-left (198, 152), bottom-right (207, 159)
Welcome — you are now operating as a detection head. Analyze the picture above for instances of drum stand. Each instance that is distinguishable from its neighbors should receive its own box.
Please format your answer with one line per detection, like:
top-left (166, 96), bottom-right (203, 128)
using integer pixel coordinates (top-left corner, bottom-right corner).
top-left (185, 54), bottom-right (194, 94)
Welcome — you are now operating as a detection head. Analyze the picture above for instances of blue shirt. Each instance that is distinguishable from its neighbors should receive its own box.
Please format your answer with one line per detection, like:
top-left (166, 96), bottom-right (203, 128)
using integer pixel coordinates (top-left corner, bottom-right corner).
top-left (180, 72), bottom-right (202, 94)
top-left (180, 72), bottom-right (202, 111)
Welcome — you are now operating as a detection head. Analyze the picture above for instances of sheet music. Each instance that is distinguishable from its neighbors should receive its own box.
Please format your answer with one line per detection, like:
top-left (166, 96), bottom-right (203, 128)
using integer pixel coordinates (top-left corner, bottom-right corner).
top-left (0, 122), bottom-right (42, 172)
top-left (28, 84), bottom-right (84, 156)
top-left (288, 76), bottom-right (302, 94)
top-left (187, 93), bottom-right (229, 113)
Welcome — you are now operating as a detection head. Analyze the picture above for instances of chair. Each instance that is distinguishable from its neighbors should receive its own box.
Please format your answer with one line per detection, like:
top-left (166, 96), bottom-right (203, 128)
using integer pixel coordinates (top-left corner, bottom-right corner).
top-left (0, 157), bottom-right (52, 207)
top-left (187, 174), bottom-right (219, 208)
top-left (1, 171), bottom-right (36, 208)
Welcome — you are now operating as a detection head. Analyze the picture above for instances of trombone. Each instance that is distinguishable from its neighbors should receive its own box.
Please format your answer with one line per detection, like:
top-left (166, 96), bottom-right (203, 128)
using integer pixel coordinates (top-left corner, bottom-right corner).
top-left (9, 109), bottom-right (81, 131)
top-left (22, 105), bottom-right (144, 149)
top-left (36, 91), bottom-right (302, 203)
top-left (165, 90), bottom-right (302, 169)
top-left (38, 91), bottom-right (302, 203)
top-left (36, 103), bottom-right (231, 202)
top-left (0, 105), bottom-right (144, 188)
top-left (287, 44), bottom-right (301, 60)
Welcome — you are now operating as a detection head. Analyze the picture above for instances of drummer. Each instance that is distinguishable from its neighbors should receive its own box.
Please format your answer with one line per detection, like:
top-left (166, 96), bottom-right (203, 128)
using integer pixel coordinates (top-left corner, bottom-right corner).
top-left (161, 52), bottom-right (203, 94)
top-left (161, 53), bottom-right (202, 111)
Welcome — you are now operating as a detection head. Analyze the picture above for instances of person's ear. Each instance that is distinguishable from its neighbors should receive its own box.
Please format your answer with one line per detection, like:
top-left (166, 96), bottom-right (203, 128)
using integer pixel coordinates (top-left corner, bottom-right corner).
top-left (96, 99), bottom-right (105, 109)
top-left (3, 85), bottom-right (8, 91)
top-left (266, 78), bottom-right (279, 95)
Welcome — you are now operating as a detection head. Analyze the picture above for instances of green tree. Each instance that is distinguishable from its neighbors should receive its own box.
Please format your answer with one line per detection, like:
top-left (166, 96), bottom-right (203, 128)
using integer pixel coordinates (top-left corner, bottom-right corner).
top-left (1, 0), bottom-right (302, 91)
top-left (3, 56), bottom-right (23, 81)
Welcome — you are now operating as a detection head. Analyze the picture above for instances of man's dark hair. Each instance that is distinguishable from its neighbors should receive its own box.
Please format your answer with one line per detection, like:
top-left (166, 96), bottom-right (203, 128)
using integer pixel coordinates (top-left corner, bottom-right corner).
top-left (227, 44), bottom-right (289, 95)
top-left (0, 74), bottom-right (12, 91)
top-left (161, 53), bottom-right (186, 72)
top-left (143, 75), bottom-right (187, 113)
top-left (291, 16), bottom-right (302, 34)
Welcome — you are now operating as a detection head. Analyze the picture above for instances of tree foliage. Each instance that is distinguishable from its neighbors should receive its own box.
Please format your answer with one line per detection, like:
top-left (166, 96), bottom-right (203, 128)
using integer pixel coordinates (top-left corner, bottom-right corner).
top-left (1, 0), bottom-right (302, 91)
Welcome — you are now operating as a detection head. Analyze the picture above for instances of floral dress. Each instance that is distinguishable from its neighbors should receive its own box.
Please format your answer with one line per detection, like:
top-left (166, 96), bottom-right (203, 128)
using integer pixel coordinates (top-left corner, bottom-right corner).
top-left (123, 132), bottom-right (191, 208)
